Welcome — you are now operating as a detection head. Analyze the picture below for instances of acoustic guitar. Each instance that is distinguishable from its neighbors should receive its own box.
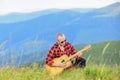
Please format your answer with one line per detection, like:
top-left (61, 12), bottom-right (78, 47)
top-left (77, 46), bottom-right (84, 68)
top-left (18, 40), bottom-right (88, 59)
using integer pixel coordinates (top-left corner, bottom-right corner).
top-left (45, 45), bottom-right (91, 75)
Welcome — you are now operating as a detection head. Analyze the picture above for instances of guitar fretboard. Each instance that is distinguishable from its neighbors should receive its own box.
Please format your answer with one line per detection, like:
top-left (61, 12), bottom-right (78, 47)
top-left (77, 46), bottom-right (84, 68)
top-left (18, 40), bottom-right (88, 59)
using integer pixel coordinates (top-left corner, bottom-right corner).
top-left (65, 45), bottom-right (91, 63)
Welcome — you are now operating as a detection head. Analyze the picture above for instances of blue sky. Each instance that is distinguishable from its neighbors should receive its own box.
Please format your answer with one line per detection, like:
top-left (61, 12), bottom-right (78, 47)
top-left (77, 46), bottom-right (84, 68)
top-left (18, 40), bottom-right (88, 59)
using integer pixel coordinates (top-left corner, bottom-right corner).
top-left (0, 0), bottom-right (120, 15)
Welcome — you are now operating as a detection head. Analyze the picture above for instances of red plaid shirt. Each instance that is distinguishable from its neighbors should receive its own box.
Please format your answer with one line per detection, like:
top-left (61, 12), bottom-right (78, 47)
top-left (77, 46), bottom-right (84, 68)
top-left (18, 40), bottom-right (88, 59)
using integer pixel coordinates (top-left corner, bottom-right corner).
top-left (45, 42), bottom-right (79, 66)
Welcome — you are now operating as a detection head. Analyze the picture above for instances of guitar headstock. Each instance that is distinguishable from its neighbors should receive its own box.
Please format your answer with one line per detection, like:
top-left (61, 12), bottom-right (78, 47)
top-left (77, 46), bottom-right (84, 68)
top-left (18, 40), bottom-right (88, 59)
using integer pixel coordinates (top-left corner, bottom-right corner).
top-left (80, 45), bottom-right (91, 52)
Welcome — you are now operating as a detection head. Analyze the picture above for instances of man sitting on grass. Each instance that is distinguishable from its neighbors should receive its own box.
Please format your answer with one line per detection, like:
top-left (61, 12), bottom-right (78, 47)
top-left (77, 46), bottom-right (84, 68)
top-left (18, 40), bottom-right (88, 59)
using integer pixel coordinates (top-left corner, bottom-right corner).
top-left (45, 33), bottom-right (86, 68)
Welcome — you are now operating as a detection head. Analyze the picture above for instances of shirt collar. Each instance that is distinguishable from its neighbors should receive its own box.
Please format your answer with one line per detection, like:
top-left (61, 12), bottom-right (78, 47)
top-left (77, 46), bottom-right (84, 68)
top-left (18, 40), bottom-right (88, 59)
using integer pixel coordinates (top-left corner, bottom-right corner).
top-left (55, 42), bottom-right (67, 47)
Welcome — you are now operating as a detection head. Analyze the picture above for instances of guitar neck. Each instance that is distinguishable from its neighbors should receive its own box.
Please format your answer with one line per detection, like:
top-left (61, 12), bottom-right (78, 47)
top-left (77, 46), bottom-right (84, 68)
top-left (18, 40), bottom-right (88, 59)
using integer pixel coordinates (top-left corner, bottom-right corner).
top-left (64, 45), bottom-right (91, 63)
top-left (65, 49), bottom-right (85, 63)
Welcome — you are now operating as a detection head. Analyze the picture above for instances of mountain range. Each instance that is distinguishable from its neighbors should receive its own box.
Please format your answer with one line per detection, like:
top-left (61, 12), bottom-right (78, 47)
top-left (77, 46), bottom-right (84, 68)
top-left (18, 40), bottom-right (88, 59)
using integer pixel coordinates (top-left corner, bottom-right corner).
top-left (0, 2), bottom-right (120, 66)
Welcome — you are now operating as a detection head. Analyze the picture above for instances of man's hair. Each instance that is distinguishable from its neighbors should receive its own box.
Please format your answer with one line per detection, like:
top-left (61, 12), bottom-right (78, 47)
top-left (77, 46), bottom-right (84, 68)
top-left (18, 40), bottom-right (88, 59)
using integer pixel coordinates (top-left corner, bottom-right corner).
top-left (56, 33), bottom-right (64, 40)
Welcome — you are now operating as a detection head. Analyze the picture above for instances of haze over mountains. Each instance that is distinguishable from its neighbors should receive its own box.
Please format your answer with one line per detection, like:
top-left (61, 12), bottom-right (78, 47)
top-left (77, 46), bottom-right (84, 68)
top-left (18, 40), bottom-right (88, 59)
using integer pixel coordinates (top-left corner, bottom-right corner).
top-left (0, 2), bottom-right (120, 66)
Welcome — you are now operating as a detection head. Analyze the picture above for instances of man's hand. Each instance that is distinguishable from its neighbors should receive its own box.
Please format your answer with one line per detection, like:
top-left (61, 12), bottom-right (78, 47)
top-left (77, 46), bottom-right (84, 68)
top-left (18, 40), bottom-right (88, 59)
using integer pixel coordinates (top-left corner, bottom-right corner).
top-left (59, 62), bottom-right (67, 67)
top-left (52, 62), bottom-right (67, 68)
top-left (77, 51), bottom-right (82, 57)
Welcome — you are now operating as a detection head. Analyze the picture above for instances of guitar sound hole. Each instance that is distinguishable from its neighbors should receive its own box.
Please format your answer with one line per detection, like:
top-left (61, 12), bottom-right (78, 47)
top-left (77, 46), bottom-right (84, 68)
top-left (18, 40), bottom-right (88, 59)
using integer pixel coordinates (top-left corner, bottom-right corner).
top-left (61, 60), bottom-right (65, 63)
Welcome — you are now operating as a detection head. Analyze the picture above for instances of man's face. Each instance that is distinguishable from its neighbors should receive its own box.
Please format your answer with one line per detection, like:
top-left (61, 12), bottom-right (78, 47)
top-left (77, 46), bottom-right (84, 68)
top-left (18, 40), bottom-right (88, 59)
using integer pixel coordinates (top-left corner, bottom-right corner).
top-left (57, 36), bottom-right (66, 46)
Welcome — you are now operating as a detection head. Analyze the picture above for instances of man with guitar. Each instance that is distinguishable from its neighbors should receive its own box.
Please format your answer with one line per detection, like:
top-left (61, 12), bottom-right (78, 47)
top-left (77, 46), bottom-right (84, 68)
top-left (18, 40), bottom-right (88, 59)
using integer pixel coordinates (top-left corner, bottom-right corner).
top-left (45, 33), bottom-right (86, 70)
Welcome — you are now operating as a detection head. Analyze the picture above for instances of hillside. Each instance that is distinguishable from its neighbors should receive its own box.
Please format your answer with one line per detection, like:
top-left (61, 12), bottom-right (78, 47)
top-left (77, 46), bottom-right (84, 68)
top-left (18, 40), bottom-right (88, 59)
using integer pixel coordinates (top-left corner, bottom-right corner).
top-left (0, 41), bottom-right (120, 80)
top-left (0, 40), bottom-right (120, 67)
top-left (80, 40), bottom-right (120, 65)
top-left (22, 40), bottom-right (120, 68)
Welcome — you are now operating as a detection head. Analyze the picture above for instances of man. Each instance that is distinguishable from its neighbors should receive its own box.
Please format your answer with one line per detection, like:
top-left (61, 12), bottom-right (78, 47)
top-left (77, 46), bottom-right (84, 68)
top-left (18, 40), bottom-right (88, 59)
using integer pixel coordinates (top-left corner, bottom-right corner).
top-left (45, 33), bottom-right (86, 68)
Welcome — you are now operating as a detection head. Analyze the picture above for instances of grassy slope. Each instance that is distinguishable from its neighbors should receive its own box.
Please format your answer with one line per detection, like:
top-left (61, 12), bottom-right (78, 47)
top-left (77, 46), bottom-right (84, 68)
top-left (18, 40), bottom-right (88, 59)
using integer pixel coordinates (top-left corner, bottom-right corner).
top-left (0, 65), bottom-right (119, 80)
top-left (0, 40), bottom-right (120, 80)
top-left (78, 40), bottom-right (120, 65)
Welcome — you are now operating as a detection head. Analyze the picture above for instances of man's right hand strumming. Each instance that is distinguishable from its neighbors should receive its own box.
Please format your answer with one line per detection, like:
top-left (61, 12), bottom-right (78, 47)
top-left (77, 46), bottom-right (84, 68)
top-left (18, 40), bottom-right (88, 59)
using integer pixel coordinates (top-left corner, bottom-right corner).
top-left (52, 62), bottom-right (67, 68)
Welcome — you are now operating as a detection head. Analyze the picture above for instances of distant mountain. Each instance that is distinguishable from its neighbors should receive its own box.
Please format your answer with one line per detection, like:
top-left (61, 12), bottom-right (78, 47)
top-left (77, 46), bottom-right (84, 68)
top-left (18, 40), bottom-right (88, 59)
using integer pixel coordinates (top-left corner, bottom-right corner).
top-left (0, 8), bottom-right (94, 24)
top-left (0, 9), bottom-right (63, 23)
top-left (95, 2), bottom-right (120, 17)
top-left (0, 2), bottom-right (120, 66)
top-left (96, 2), bottom-right (120, 13)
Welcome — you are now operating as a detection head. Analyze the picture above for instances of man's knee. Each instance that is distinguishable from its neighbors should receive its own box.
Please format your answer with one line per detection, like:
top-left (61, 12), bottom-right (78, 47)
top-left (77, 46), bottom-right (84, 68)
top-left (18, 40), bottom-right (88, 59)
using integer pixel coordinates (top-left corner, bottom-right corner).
top-left (80, 58), bottom-right (86, 66)
top-left (74, 58), bottom-right (86, 68)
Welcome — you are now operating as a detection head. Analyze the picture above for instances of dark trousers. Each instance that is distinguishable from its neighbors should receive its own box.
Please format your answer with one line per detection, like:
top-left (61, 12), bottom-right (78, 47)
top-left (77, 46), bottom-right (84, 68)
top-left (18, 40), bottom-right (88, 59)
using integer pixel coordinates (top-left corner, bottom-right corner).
top-left (73, 58), bottom-right (86, 68)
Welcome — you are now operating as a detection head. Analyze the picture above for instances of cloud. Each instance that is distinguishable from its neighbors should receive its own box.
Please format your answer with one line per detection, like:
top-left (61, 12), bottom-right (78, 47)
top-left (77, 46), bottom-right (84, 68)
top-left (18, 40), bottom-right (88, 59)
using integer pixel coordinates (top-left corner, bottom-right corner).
top-left (0, 0), bottom-right (119, 15)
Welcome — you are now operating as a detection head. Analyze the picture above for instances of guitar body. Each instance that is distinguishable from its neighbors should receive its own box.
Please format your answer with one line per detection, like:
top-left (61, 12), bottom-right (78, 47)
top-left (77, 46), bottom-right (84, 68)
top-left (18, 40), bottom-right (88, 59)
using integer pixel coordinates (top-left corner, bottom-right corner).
top-left (45, 55), bottom-right (72, 75)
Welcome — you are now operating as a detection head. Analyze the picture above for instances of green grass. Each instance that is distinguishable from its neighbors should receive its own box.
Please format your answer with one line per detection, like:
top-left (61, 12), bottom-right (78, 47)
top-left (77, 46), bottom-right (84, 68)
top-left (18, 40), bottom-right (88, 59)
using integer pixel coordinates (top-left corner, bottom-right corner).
top-left (0, 65), bottom-right (119, 80)
top-left (0, 40), bottom-right (120, 80)
top-left (79, 40), bottom-right (120, 65)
